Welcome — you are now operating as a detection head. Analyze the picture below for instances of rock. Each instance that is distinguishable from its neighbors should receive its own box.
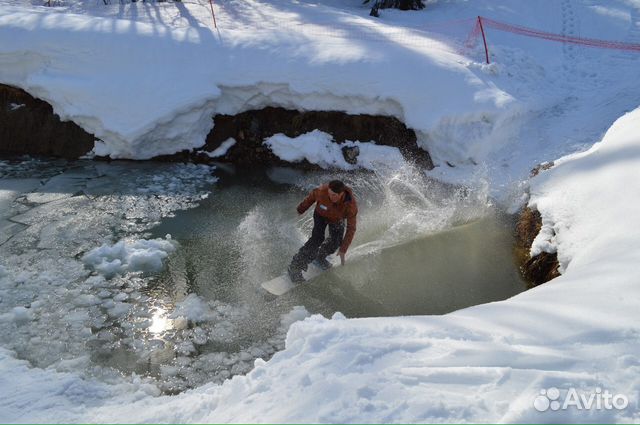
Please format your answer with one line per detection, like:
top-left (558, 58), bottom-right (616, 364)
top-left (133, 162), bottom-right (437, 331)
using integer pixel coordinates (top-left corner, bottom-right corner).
top-left (202, 107), bottom-right (434, 169)
top-left (342, 145), bottom-right (360, 165)
top-left (0, 84), bottom-right (95, 158)
top-left (514, 206), bottom-right (560, 288)
top-left (530, 161), bottom-right (555, 177)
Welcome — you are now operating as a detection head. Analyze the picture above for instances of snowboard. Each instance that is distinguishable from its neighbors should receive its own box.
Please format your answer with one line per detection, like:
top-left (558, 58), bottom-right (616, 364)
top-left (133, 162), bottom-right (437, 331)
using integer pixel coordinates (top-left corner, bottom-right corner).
top-left (261, 258), bottom-right (339, 295)
top-left (260, 242), bottom-right (380, 296)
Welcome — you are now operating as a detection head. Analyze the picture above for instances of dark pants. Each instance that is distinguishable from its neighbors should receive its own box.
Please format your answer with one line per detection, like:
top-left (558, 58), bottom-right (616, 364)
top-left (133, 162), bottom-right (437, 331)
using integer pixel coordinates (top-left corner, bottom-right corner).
top-left (290, 211), bottom-right (344, 273)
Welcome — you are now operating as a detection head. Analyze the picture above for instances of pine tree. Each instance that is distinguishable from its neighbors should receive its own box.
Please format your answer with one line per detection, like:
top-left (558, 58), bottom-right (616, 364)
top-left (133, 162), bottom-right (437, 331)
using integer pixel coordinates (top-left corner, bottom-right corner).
top-left (364, 0), bottom-right (425, 17)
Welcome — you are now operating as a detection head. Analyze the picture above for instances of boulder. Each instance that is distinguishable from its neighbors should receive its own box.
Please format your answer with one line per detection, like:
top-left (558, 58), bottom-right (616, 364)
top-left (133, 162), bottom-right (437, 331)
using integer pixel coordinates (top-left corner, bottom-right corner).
top-left (341, 145), bottom-right (360, 165)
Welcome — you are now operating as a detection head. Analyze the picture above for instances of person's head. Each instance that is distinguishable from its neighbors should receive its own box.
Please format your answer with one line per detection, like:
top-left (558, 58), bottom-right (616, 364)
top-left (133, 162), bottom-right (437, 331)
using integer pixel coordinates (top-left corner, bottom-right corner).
top-left (328, 179), bottom-right (345, 203)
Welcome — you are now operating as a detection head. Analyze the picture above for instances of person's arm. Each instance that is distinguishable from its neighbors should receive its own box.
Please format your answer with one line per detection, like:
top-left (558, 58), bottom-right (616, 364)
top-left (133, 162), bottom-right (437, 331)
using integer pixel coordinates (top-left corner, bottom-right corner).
top-left (297, 188), bottom-right (317, 214)
top-left (339, 205), bottom-right (358, 254)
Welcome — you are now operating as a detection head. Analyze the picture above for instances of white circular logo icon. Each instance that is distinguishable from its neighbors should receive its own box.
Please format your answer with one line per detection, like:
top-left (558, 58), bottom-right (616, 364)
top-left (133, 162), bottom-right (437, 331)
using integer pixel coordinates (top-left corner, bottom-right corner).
top-left (534, 387), bottom-right (561, 412)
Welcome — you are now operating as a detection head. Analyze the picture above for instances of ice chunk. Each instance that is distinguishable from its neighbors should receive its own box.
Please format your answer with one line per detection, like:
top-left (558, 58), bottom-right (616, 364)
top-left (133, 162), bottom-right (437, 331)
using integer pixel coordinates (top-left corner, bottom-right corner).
top-left (82, 236), bottom-right (177, 279)
top-left (173, 317), bottom-right (188, 330)
top-left (73, 294), bottom-right (102, 307)
top-left (25, 170), bottom-right (95, 204)
top-left (11, 306), bottom-right (33, 324)
top-left (107, 302), bottom-right (132, 318)
top-left (85, 275), bottom-right (109, 288)
top-left (280, 306), bottom-right (311, 328)
top-left (113, 293), bottom-right (128, 302)
top-left (169, 294), bottom-right (214, 323)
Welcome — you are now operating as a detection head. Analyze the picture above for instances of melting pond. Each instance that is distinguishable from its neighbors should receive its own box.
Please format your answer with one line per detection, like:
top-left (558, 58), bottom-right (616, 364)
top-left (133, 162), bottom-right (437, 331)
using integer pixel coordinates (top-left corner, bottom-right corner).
top-left (133, 163), bottom-right (525, 391)
top-left (151, 165), bottom-right (524, 317)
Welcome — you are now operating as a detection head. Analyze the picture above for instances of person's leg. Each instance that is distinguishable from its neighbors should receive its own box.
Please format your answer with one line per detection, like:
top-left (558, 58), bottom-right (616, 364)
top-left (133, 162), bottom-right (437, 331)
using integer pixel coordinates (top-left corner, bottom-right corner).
top-left (315, 220), bottom-right (345, 268)
top-left (289, 212), bottom-right (327, 280)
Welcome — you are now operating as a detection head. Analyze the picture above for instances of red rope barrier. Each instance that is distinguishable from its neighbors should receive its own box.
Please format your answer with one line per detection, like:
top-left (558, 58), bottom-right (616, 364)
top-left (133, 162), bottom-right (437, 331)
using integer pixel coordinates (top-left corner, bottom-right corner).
top-left (480, 16), bottom-right (640, 52)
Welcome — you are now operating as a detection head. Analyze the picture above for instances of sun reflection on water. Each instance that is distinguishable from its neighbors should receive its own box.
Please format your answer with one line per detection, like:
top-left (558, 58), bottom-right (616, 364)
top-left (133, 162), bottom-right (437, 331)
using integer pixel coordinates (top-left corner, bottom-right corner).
top-left (148, 308), bottom-right (173, 335)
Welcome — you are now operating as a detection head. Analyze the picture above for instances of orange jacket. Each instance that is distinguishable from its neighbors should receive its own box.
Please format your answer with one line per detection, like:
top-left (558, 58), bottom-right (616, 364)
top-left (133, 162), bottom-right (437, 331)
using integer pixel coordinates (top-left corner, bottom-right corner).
top-left (297, 184), bottom-right (358, 253)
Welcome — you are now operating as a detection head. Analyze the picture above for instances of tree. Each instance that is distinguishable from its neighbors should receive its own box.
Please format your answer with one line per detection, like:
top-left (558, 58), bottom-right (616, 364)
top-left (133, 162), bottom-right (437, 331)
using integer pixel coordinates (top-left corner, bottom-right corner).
top-left (363, 0), bottom-right (425, 17)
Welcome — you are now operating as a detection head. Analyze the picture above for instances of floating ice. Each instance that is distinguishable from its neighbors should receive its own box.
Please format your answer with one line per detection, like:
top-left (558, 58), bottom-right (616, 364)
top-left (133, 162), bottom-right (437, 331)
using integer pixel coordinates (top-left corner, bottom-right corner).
top-left (169, 294), bottom-right (214, 323)
top-left (280, 306), bottom-right (311, 328)
top-left (0, 307), bottom-right (32, 324)
top-left (82, 236), bottom-right (177, 279)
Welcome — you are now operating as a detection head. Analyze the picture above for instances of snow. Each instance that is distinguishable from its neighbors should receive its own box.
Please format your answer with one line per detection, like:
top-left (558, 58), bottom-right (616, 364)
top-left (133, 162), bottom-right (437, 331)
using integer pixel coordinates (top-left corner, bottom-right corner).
top-left (279, 305), bottom-right (311, 329)
top-left (0, 306), bottom-right (33, 324)
top-left (169, 293), bottom-right (215, 323)
top-left (264, 130), bottom-right (406, 170)
top-left (529, 107), bottom-right (640, 276)
top-left (82, 236), bottom-right (177, 279)
top-left (1, 0), bottom-right (640, 423)
top-left (0, 0), bottom-right (511, 160)
top-left (202, 137), bottom-right (236, 158)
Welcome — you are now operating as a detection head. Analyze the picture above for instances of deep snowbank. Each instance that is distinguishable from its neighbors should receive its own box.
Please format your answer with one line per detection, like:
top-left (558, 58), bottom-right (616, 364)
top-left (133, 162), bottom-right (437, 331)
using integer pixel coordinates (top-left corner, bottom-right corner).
top-left (528, 108), bottom-right (640, 276)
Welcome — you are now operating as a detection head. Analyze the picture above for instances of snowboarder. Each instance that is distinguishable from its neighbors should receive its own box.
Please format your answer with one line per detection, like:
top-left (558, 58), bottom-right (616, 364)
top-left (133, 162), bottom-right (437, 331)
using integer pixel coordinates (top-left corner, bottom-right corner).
top-left (288, 179), bottom-right (358, 284)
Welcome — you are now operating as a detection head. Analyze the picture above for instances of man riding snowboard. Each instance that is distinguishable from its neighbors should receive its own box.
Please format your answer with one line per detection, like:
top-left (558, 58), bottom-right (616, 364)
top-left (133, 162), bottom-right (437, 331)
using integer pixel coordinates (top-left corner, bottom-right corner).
top-left (288, 179), bottom-right (358, 284)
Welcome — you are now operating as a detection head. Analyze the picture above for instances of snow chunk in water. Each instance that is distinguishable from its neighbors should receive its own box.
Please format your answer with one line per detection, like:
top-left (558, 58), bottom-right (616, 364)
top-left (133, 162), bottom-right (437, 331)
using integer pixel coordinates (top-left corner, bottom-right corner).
top-left (280, 306), bottom-right (311, 329)
top-left (82, 235), bottom-right (177, 279)
top-left (263, 130), bottom-right (405, 170)
top-left (0, 306), bottom-right (33, 324)
top-left (169, 294), bottom-right (214, 323)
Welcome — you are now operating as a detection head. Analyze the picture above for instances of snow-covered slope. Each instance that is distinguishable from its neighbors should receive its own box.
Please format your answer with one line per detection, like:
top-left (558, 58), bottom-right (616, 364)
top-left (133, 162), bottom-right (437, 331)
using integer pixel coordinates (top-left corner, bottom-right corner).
top-left (2, 0), bottom-right (639, 191)
top-left (2, 0), bottom-right (640, 423)
top-left (0, 0), bottom-right (512, 160)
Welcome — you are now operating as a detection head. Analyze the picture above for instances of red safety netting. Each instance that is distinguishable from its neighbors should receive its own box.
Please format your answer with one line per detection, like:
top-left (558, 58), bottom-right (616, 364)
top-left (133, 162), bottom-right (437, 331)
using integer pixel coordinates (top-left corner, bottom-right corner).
top-left (480, 16), bottom-right (640, 53)
top-left (462, 16), bottom-right (640, 63)
top-left (203, 4), bottom-right (640, 63)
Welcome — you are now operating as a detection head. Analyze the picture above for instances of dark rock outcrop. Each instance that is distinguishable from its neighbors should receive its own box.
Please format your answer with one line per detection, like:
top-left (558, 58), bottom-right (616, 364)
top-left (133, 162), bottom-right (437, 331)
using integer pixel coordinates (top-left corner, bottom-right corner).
top-left (201, 107), bottom-right (433, 169)
top-left (514, 206), bottom-right (561, 288)
top-left (0, 84), bottom-right (95, 159)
